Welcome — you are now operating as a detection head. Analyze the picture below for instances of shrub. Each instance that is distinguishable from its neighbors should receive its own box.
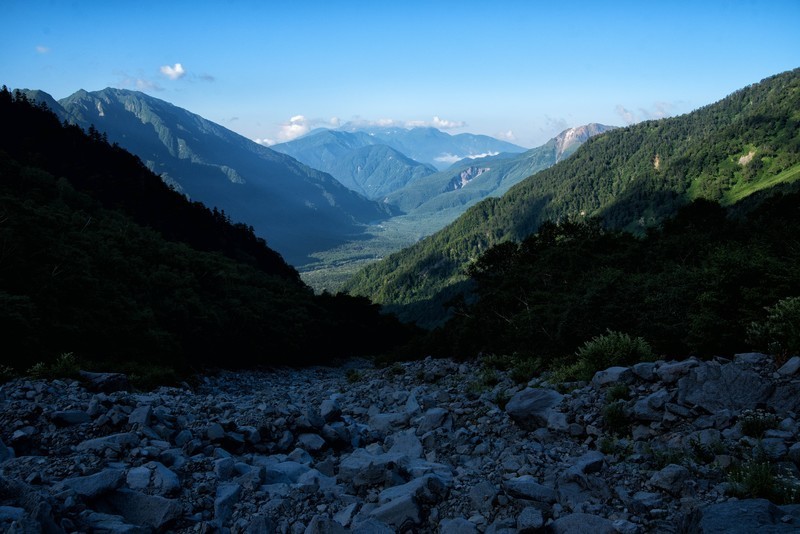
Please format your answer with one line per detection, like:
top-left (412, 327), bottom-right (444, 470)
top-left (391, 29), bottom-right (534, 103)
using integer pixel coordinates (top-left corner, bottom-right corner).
top-left (739, 409), bottom-right (780, 438)
top-left (602, 400), bottom-right (630, 436)
top-left (0, 364), bottom-right (17, 384)
top-left (388, 362), bottom-right (406, 376)
top-left (575, 330), bottom-right (653, 378)
top-left (747, 296), bottom-right (800, 361)
top-left (509, 357), bottom-right (540, 384)
top-left (27, 352), bottom-right (80, 380)
top-left (605, 383), bottom-right (630, 403)
top-left (346, 369), bottom-right (363, 384)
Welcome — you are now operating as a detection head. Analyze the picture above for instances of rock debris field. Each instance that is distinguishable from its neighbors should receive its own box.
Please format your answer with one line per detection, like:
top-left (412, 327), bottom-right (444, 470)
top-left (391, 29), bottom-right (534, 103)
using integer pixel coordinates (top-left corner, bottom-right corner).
top-left (3, 353), bottom-right (800, 533)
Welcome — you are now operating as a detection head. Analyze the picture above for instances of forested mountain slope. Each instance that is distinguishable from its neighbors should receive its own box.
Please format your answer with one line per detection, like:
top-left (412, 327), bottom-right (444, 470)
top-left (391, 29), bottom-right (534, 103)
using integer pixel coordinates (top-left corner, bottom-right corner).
top-left (344, 69), bottom-right (800, 326)
top-left (24, 88), bottom-right (393, 265)
top-left (0, 88), bottom-right (416, 381)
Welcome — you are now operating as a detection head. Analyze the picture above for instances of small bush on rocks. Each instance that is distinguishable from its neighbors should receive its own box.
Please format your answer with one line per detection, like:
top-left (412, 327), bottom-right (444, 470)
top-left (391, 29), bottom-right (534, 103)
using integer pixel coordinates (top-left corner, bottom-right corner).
top-left (739, 409), bottom-right (780, 438)
top-left (0, 364), bottom-right (18, 384)
top-left (576, 330), bottom-right (653, 377)
top-left (346, 369), bottom-right (363, 383)
top-left (605, 383), bottom-right (630, 403)
top-left (602, 400), bottom-right (630, 436)
top-left (27, 352), bottom-right (80, 380)
top-left (747, 296), bottom-right (800, 363)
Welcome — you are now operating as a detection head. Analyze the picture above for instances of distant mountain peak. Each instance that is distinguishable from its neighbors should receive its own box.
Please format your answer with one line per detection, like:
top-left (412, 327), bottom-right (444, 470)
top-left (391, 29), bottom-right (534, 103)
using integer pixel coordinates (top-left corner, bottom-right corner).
top-left (554, 123), bottom-right (616, 161)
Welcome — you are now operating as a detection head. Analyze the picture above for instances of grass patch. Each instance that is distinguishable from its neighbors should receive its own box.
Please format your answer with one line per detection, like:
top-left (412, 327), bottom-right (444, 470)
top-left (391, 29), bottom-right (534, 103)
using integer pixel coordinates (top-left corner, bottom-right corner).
top-left (723, 162), bottom-right (800, 205)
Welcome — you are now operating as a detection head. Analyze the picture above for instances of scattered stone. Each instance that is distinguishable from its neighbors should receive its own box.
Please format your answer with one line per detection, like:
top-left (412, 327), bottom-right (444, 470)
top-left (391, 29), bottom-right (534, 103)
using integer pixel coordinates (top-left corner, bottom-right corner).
top-left (1, 355), bottom-right (799, 533)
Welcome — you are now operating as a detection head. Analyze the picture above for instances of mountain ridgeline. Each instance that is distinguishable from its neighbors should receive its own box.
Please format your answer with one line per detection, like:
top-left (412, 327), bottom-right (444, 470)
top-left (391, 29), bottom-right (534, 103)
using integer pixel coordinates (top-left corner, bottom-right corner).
top-left (0, 88), bottom-right (417, 381)
top-left (23, 88), bottom-right (393, 265)
top-left (344, 69), bottom-right (800, 327)
top-left (383, 124), bottom-right (615, 217)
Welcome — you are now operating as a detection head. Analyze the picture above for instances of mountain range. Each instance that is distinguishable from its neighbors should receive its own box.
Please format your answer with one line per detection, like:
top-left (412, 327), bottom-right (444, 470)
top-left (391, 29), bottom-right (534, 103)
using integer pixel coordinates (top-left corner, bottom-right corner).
top-left (383, 124), bottom-right (615, 217)
top-left (21, 88), bottom-right (393, 265)
top-left (343, 68), bottom-right (800, 326)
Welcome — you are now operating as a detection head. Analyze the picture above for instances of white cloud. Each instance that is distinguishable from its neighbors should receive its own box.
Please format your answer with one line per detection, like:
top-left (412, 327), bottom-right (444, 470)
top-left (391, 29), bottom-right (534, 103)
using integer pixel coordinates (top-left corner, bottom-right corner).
top-left (35, 45), bottom-right (50, 54)
top-left (431, 116), bottom-right (466, 129)
top-left (496, 130), bottom-right (516, 141)
top-left (273, 115), bottom-right (343, 142)
top-left (435, 151), bottom-right (499, 164)
top-left (615, 101), bottom-right (678, 125)
top-left (254, 138), bottom-right (277, 146)
top-left (615, 105), bottom-right (637, 125)
top-left (160, 63), bottom-right (186, 80)
top-left (278, 115), bottom-right (310, 141)
top-left (434, 153), bottom-right (461, 164)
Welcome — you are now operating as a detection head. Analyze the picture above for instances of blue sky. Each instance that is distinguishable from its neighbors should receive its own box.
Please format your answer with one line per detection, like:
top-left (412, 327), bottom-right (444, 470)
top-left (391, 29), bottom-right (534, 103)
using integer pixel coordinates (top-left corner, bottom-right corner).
top-left (1, 0), bottom-right (798, 148)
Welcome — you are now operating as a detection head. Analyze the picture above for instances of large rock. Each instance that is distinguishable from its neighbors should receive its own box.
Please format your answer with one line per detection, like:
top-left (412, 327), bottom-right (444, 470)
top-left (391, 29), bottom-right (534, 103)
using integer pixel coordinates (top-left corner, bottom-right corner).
top-left (502, 475), bottom-right (557, 503)
top-left (76, 432), bottom-right (138, 453)
top-left (214, 483), bottom-right (241, 527)
top-left (368, 493), bottom-right (421, 530)
top-left (649, 464), bottom-right (690, 496)
top-left (505, 388), bottom-right (563, 430)
top-left (79, 370), bottom-right (130, 393)
top-left (100, 489), bottom-right (183, 530)
top-left (684, 498), bottom-right (800, 533)
top-left (677, 362), bottom-right (774, 413)
top-left (550, 512), bottom-right (617, 533)
top-left (62, 468), bottom-right (124, 499)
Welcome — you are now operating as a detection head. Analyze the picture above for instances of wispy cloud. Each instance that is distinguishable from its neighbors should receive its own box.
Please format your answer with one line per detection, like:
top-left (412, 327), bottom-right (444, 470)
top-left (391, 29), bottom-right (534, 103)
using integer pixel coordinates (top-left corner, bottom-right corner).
top-left (496, 130), bottom-right (516, 141)
top-left (35, 45), bottom-right (50, 54)
top-left (435, 151), bottom-right (499, 164)
top-left (116, 73), bottom-right (163, 92)
top-left (405, 116), bottom-right (466, 129)
top-left (160, 63), bottom-right (186, 80)
top-left (431, 116), bottom-right (466, 129)
top-left (198, 73), bottom-right (215, 82)
top-left (615, 101), bottom-right (678, 125)
top-left (270, 115), bottom-right (341, 143)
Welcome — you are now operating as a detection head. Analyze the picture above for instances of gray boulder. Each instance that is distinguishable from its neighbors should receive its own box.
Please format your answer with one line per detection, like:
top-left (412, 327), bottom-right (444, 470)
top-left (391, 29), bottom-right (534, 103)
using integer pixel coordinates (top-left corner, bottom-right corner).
top-left (685, 498), bottom-right (800, 533)
top-left (649, 464), bottom-right (690, 495)
top-left (503, 475), bottom-right (557, 503)
top-left (550, 512), bottom-right (617, 533)
top-left (79, 370), bottom-right (130, 392)
top-left (51, 410), bottom-right (90, 426)
top-left (62, 468), bottom-right (124, 499)
top-left (440, 517), bottom-right (479, 534)
top-left (100, 489), bottom-right (183, 530)
top-left (677, 362), bottom-right (774, 412)
top-left (214, 483), bottom-right (242, 527)
top-left (76, 432), bottom-right (138, 453)
top-left (505, 388), bottom-right (563, 430)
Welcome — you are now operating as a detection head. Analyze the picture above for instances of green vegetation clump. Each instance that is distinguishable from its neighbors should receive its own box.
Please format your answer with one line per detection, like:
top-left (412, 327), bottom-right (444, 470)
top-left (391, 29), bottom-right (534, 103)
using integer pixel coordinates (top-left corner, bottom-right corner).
top-left (575, 331), bottom-right (653, 378)
top-left (747, 296), bottom-right (800, 361)
top-left (27, 352), bottom-right (80, 380)
top-left (728, 459), bottom-right (800, 504)
top-left (0, 364), bottom-right (18, 384)
top-left (345, 369), bottom-right (363, 384)
top-left (739, 409), bottom-right (781, 438)
top-left (601, 400), bottom-right (630, 436)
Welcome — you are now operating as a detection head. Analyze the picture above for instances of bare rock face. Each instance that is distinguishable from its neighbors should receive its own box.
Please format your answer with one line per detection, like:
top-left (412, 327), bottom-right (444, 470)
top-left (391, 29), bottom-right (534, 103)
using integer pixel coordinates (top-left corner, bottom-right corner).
top-left (505, 388), bottom-right (564, 430)
top-left (1, 353), bottom-right (800, 532)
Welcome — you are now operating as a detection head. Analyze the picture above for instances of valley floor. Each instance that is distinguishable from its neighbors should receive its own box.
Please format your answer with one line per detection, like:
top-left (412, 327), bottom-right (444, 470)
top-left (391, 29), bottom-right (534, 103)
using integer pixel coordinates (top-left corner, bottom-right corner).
top-left (2, 354), bottom-right (800, 532)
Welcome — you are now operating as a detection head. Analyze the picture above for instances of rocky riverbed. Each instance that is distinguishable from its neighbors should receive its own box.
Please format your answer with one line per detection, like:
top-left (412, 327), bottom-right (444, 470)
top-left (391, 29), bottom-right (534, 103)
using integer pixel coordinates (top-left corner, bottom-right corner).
top-left (2, 353), bottom-right (800, 533)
